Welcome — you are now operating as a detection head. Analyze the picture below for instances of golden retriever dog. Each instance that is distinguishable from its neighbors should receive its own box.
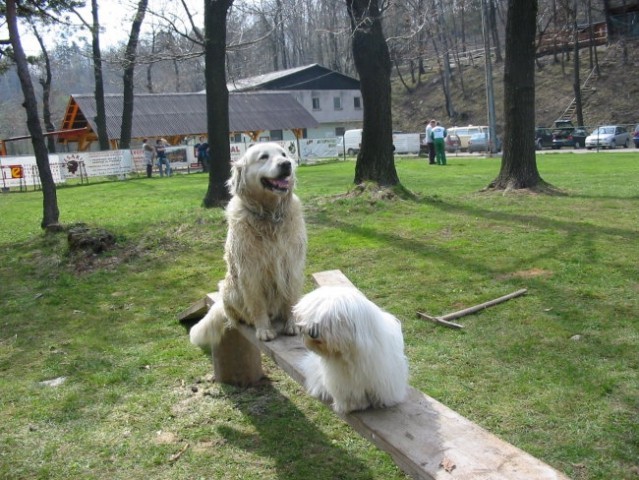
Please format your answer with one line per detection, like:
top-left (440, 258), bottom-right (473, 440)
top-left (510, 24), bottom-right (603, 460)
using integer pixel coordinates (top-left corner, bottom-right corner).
top-left (190, 143), bottom-right (307, 349)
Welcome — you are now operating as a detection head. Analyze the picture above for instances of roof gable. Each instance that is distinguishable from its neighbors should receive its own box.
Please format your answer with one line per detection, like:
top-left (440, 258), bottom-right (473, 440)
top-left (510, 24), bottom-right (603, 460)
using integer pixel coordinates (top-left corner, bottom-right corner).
top-left (227, 64), bottom-right (360, 91)
top-left (65, 91), bottom-right (318, 141)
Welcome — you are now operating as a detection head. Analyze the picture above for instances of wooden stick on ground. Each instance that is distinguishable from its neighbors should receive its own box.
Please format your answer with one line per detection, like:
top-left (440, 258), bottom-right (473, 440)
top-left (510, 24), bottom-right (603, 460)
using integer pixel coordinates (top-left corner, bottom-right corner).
top-left (416, 312), bottom-right (464, 329)
top-left (417, 288), bottom-right (528, 329)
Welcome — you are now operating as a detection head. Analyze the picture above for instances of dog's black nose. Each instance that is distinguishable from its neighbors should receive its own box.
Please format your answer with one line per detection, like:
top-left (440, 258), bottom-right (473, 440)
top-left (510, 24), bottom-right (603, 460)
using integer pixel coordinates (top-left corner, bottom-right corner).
top-left (279, 161), bottom-right (292, 176)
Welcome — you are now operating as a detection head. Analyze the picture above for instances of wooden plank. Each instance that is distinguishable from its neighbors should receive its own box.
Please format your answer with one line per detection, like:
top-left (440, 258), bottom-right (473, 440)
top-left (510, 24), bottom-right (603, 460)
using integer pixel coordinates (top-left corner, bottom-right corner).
top-left (236, 271), bottom-right (569, 480)
top-left (178, 292), bottom-right (219, 323)
top-left (311, 269), bottom-right (356, 288)
top-left (181, 271), bottom-right (569, 479)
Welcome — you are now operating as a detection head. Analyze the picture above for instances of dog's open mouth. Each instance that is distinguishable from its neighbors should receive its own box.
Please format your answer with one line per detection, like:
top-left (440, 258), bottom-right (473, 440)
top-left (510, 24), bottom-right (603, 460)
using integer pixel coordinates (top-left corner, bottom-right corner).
top-left (261, 176), bottom-right (291, 192)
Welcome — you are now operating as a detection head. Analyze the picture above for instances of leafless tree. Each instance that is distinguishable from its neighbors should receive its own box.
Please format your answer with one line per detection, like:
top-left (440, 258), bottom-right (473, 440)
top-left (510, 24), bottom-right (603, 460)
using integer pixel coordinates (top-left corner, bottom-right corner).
top-left (486, 0), bottom-right (551, 192)
top-left (31, 25), bottom-right (56, 153)
top-left (346, 0), bottom-right (399, 186)
top-left (203, 0), bottom-right (234, 207)
top-left (5, 0), bottom-right (60, 228)
top-left (119, 0), bottom-right (148, 149)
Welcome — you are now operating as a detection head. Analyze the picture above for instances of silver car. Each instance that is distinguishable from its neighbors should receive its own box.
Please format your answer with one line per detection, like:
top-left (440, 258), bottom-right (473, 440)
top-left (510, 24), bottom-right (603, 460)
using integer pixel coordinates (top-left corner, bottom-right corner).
top-left (585, 125), bottom-right (631, 149)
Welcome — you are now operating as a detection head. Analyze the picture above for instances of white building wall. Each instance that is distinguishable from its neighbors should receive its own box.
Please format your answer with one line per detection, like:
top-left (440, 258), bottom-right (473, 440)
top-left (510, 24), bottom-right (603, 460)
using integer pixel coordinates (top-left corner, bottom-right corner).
top-left (290, 89), bottom-right (363, 137)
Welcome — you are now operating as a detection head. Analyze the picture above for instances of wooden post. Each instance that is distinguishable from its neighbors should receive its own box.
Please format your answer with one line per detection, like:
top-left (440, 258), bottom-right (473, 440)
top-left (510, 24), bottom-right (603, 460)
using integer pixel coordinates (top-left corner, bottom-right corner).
top-left (212, 328), bottom-right (264, 386)
top-left (178, 292), bottom-right (264, 387)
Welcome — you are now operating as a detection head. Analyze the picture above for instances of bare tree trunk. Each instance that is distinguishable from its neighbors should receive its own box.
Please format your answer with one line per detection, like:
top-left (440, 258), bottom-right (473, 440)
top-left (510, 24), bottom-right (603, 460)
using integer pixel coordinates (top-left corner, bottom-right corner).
top-left (346, 0), bottom-right (399, 187)
top-left (119, 0), bottom-right (148, 150)
top-left (488, 0), bottom-right (502, 63)
top-left (572, 0), bottom-right (584, 127)
top-left (6, 0), bottom-right (60, 229)
top-left (275, 0), bottom-right (288, 69)
top-left (434, 0), bottom-right (456, 119)
top-left (203, 0), bottom-right (234, 207)
top-left (32, 26), bottom-right (56, 153)
top-left (146, 31), bottom-right (156, 93)
top-left (392, 50), bottom-right (413, 93)
top-left (91, 0), bottom-right (110, 151)
top-left (486, 0), bottom-right (546, 192)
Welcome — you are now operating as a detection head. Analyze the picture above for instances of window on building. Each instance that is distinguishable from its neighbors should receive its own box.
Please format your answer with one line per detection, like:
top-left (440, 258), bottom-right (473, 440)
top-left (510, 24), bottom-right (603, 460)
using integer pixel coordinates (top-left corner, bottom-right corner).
top-left (270, 130), bottom-right (283, 141)
top-left (230, 133), bottom-right (242, 143)
top-left (312, 97), bottom-right (320, 110)
top-left (354, 96), bottom-right (362, 109)
top-left (334, 97), bottom-right (342, 110)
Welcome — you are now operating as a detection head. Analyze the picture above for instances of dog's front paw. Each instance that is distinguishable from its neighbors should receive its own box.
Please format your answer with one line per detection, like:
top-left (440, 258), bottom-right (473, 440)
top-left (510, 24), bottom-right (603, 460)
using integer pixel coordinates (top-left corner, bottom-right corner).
top-left (256, 327), bottom-right (277, 342)
top-left (282, 321), bottom-right (298, 336)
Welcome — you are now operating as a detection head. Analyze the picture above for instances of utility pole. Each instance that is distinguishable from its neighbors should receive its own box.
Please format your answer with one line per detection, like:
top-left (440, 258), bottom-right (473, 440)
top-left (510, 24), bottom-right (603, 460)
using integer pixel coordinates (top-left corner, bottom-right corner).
top-left (481, 0), bottom-right (498, 155)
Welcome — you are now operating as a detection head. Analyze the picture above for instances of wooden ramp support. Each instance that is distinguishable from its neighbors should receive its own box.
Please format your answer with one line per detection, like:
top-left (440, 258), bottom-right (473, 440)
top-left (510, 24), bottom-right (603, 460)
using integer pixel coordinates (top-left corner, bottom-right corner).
top-left (178, 270), bottom-right (569, 480)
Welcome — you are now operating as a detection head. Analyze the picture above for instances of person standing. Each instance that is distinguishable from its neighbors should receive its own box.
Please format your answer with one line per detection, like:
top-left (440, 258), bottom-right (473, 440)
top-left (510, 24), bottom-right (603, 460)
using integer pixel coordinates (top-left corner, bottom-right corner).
top-left (142, 138), bottom-right (155, 178)
top-left (430, 121), bottom-right (447, 165)
top-left (425, 119), bottom-right (436, 165)
top-left (156, 138), bottom-right (172, 177)
top-left (194, 136), bottom-right (209, 173)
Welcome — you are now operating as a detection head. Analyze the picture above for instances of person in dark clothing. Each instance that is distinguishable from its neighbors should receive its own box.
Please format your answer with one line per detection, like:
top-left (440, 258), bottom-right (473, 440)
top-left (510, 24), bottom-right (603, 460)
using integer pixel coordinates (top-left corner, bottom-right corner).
top-left (194, 136), bottom-right (209, 173)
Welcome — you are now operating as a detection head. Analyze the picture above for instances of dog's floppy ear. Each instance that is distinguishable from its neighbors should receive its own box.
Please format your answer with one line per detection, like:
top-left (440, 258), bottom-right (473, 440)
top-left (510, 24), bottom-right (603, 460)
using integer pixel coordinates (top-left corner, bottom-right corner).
top-left (227, 158), bottom-right (245, 196)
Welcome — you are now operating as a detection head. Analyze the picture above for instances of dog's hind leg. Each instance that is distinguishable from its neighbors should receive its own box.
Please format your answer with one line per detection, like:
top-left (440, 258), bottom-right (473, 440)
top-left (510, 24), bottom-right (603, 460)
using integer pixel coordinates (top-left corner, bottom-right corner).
top-left (189, 302), bottom-right (227, 352)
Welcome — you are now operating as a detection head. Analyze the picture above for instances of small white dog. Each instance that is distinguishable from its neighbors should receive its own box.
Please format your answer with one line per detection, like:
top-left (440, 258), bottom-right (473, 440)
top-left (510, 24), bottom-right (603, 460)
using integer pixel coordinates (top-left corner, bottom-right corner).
top-left (294, 286), bottom-right (409, 414)
top-left (190, 143), bottom-right (307, 350)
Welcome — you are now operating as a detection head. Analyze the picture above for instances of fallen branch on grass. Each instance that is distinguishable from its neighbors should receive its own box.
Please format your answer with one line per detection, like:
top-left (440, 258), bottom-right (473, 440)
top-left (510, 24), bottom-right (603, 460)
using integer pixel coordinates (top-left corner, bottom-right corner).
top-left (169, 443), bottom-right (189, 463)
top-left (417, 288), bottom-right (528, 329)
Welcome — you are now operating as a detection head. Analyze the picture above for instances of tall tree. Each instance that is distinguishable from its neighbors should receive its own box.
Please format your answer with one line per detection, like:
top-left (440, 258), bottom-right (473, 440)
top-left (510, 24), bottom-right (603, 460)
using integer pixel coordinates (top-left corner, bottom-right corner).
top-left (486, 0), bottom-right (548, 192)
top-left (89, 0), bottom-right (109, 150)
top-left (571, 0), bottom-right (583, 127)
top-left (119, 0), bottom-right (148, 149)
top-left (346, 0), bottom-right (399, 187)
top-left (202, 0), bottom-right (234, 207)
top-left (6, 0), bottom-right (60, 228)
top-left (31, 25), bottom-right (56, 153)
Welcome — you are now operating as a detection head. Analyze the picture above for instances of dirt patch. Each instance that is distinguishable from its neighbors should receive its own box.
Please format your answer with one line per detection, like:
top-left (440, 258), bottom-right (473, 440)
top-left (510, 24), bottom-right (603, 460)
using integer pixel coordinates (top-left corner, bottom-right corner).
top-left (497, 268), bottom-right (553, 281)
top-left (155, 431), bottom-right (179, 445)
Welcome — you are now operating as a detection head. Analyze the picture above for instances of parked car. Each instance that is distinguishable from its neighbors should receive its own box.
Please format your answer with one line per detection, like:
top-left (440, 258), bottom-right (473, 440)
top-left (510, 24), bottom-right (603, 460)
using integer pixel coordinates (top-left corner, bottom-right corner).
top-left (551, 120), bottom-right (587, 149)
top-left (420, 132), bottom-right (461, 155)
top-left (633, 124), bottom-right (639, 148)
top-left (445, 133), bottom-right (461, 153)
top-left (467, 132), bottom-right (502, 153)
top-left (535, 127), bottom-right (553, 150)
top-left (585, 125), bottom-right (631, 149)
top-left (446, 125), bottom-right (487, 151)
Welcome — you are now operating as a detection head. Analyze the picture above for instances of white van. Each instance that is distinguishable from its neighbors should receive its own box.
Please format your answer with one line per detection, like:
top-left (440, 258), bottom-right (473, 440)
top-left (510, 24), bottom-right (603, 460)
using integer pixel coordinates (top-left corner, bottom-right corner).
top-left (339, 129), bottom-right (421, 155)
top-left (447, 125), bottom-right (488, 151)
top-left (339, 129), bottom-right (363, 155)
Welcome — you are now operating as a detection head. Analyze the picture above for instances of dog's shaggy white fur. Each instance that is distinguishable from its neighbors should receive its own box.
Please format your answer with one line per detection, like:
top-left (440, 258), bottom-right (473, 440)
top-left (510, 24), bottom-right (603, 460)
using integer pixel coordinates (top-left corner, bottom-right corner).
top-left (294, 286), bottom-right (409, 414)
top-left (190, 143), bottom-right (307, 349)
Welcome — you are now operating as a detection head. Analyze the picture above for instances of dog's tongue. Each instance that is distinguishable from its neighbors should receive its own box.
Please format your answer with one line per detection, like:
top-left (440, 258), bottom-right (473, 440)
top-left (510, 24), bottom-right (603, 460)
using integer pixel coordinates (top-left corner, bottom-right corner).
top-left (271, 177), bottom-right (290, 189)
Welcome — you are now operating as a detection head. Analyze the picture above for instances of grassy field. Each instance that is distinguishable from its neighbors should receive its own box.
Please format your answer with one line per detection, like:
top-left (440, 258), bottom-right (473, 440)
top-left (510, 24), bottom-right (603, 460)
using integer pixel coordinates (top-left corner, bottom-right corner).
top-left (1, 152), bottom-right (638, 479)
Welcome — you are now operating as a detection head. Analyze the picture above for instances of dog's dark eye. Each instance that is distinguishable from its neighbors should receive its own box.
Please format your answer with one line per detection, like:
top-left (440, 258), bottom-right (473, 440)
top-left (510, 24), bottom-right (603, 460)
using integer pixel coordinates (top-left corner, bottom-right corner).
top-left (259, 153), bottom-right (269, 160)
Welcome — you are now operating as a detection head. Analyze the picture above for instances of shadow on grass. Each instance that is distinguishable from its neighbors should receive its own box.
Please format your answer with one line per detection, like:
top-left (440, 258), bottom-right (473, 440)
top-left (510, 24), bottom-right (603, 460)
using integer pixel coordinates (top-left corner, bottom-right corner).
top-left (306, 193), bottom-right (639, 320)
top-left (416, 194), bottom-right (638, 240)
top-left (217, 380), bottom-right (380, 480)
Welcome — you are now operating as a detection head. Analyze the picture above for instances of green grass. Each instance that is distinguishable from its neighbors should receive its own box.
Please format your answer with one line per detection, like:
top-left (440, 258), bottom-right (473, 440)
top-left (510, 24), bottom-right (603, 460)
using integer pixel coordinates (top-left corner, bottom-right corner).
top-left (1, 152), bottom-right (638, 479)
